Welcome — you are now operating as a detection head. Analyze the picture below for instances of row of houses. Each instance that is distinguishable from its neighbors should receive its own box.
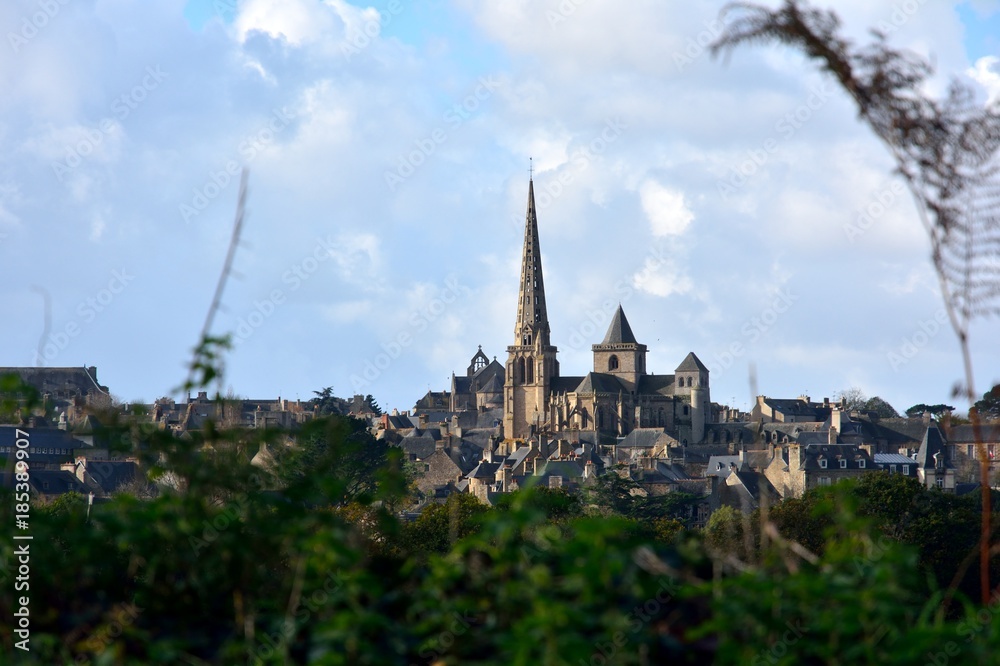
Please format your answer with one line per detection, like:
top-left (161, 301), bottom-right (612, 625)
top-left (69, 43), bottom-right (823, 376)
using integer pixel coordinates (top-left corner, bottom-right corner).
top-left (389, 390), bottom-right (1000, 522)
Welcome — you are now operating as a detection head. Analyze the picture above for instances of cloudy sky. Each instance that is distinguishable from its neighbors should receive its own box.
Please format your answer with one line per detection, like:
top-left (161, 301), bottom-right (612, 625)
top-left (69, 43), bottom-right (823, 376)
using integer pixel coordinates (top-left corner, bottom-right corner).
top-left (2, 0), bottom-right (999, 415)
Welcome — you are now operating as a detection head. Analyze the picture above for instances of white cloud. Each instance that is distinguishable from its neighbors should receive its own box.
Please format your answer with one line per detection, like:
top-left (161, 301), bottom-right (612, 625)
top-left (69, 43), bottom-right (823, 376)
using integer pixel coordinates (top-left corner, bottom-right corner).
top-left (640, 180), bottom-right (694, 237)
top-left (968, 56), bottom-right (1000, 105)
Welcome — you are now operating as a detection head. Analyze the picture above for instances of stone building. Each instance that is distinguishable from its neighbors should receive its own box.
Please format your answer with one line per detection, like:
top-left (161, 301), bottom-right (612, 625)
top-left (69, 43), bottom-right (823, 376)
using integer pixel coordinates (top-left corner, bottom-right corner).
top-left (501, 178), bottom-right (711, 446)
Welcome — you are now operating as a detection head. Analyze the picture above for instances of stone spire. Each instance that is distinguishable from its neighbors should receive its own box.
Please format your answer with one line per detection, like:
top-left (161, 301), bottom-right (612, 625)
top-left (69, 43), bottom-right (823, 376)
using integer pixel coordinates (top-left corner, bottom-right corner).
top-left (513, 178), bottom-right (550, 347)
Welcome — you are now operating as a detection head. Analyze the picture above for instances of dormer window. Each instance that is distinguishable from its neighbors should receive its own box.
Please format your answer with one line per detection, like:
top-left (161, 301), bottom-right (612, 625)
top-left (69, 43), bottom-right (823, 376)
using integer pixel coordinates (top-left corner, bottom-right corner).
top-left (859, 459), bottom-right (865, 469)
top-left (839, 459), bottom-right (847, 469)
top-left (819, 458), bottom-right (827, 469)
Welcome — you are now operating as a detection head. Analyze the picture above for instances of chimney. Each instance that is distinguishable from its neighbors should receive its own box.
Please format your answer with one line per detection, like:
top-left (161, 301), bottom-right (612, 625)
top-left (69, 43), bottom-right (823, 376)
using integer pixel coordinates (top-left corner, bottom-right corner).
top-left (501, 462), bottom-right (512, 492)
top-left (584, 460), bottom-right (595, 479)
top-left (418, 413), bottom-right (428, 428)
top-left (922, 411), bottom-right (931, 425)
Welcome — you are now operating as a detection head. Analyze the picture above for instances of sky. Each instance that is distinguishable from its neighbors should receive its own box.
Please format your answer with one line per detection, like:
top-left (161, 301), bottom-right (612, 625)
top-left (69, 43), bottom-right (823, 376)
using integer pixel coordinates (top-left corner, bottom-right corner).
top-left (2, 0), bottom-right (999, 416)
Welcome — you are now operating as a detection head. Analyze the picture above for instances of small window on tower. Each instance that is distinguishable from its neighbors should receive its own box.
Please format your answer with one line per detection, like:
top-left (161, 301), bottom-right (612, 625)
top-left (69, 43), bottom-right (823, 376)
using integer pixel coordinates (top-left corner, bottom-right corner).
top-left (609, 355), bottom-right (619, 371)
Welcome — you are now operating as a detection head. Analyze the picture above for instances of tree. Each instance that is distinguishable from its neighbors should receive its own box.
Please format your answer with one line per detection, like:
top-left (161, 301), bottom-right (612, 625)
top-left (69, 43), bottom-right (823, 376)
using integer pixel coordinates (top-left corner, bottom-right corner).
top-left (364, 393), bottom-right (383, 416)
top-left (836, 387), bottom-right (867, 412)
top-left (973, 384), bottom-right (1000, 419)
top-left (273, 414), bottom-right (392, 506)
top-left (310, 385), bottom-right (344, 415)
top-left (862, 396), bottom-right (899, 418)
top-left (905, 403), bottom-right (955, 419)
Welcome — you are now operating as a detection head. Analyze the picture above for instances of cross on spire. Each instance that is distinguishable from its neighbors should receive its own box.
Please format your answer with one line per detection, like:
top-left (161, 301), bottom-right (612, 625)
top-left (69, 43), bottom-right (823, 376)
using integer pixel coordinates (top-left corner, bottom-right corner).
top-left (528, 156), bottom-right (533, 181)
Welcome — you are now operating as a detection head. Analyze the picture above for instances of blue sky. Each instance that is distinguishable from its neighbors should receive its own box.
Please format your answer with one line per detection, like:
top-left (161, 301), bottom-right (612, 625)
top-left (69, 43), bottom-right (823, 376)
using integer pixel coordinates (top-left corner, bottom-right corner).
top-left (2, 0), bottom-right (999, 415)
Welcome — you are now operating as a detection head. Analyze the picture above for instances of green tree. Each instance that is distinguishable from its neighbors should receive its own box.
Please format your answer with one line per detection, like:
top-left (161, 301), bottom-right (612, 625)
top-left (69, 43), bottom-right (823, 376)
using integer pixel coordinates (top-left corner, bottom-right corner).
top-left (862, 396), bottom-right (899, 418)
top-left (906, 403), bottom-right (956, 419)
top-left (273, 414), bottom-right (394, 506)
top-left (973, 384), bottom-right (1000, 419)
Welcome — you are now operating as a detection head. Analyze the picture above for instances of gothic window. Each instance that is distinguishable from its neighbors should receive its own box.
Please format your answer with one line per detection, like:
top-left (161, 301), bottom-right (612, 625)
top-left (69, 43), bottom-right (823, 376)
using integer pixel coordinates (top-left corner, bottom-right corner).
top-left (526, 358), bottom-right (534, 384)
top-left (608, 355), bottom-right (619, 371)
top-left (516, 358), bottom-right (525, 384)
top-left (683, 405), bottom-right (689, 416)
top-left (597, 407), bottom-right (604, 429)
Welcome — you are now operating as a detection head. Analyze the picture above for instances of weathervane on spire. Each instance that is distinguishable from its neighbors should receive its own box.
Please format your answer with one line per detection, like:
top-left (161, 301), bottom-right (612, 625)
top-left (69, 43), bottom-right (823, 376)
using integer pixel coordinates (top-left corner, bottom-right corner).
top-left (529, 156), bottom-right (533, 181)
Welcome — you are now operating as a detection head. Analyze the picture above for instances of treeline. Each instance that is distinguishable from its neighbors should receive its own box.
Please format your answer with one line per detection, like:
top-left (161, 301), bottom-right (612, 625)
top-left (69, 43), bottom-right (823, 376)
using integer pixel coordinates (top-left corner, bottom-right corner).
top-left (1, 412), bottom-right (999, 664)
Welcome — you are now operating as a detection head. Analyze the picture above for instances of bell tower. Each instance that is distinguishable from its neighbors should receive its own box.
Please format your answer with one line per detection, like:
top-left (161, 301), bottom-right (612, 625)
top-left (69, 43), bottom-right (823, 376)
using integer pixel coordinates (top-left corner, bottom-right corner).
top-left (503, 176), bottom-right (559, 440)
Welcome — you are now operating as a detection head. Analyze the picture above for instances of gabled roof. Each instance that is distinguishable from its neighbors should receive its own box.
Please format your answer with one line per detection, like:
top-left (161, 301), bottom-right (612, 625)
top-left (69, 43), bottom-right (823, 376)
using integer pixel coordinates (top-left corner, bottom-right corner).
top-left (85, 460), bottom-right (140, 495)
top-left (575, 372), bottom-right (626, 394)
top-left (467, 461), bottom-right (500, 479)
top-left (675, 352), bottom-right (709, 373)
top-left (599, 305), bottom-right (638, 345)
top-left (618, 428), bottom-right (667, 448)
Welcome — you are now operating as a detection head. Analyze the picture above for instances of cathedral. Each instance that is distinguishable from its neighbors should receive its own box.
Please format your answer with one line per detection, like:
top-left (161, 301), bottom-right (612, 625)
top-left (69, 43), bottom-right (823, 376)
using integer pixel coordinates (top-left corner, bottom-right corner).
top-left (483, 177), bottom-right (713, 446)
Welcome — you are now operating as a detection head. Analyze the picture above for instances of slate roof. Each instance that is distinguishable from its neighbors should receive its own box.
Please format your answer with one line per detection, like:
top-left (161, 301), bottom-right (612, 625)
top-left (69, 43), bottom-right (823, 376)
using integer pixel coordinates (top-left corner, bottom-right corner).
top-left (859, 417), bottom-right (930, 447)
top-left (479, 374), bottom-right (503, 393)
top-left (945, 424), bottom-right (1000, 443)
top-left (743, 450), bottom-right (773, 470)
top-left (28, 470), bottom-right (87, 495)
top-left (575, 372), bottom-right (626, 394)
top-left (763, 398), bottom-right (830, 420)
top-left (706, 455), bottom-right (747, 477)
top-left (552, 376), bottom-right (586, 393)
top-left (536, 460), bottom-right (586, 480)
top-left (874, 453), bottom-right (916, 465)
top-left (401, 436), bottom-right (437, 460)
top-left (467, 462), bottom-right (500, 479)
top-left (619, 428), bottom-right (666, 448)
top-left (915, 426), bottom-right (952, 469)
top-left (84, 460), bottom-right (140, 495)
top-left (600, 305), bottom-right (638, 345)
top-left (675, 352), bottom-right (709, 373)
top-left (801, 444), bottom-right (872, 470)
top-left (637, 374), bottom-right (675, 397)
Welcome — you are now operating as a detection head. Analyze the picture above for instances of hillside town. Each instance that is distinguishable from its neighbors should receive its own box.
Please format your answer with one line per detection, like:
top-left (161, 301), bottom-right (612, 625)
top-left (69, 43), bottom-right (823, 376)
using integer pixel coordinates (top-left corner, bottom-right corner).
top-left (3, 180), bottom-right (999, 524)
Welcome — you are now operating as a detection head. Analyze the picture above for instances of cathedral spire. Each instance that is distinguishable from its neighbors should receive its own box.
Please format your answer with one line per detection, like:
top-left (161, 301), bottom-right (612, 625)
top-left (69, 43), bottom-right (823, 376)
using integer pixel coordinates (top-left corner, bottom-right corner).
top-left (514, 177), bottom-right (549, 346)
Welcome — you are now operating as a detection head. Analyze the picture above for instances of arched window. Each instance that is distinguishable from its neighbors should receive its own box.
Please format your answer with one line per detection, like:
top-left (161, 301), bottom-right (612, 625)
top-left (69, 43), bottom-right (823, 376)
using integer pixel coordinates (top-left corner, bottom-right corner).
top-left (516, 358), bottom-right (525, 384)
top-left (597, 407), bottom-right (604, 429)
top-left (526, 358), bottom-right (534, 384)
top-left (608, 355), bottom-right (619, 371)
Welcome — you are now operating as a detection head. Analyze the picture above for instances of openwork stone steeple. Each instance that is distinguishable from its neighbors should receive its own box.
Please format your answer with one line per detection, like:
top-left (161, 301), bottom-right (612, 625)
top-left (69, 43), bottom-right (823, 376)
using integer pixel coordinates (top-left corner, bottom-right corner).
top-left (513, 179), bottom-right (550, 347)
